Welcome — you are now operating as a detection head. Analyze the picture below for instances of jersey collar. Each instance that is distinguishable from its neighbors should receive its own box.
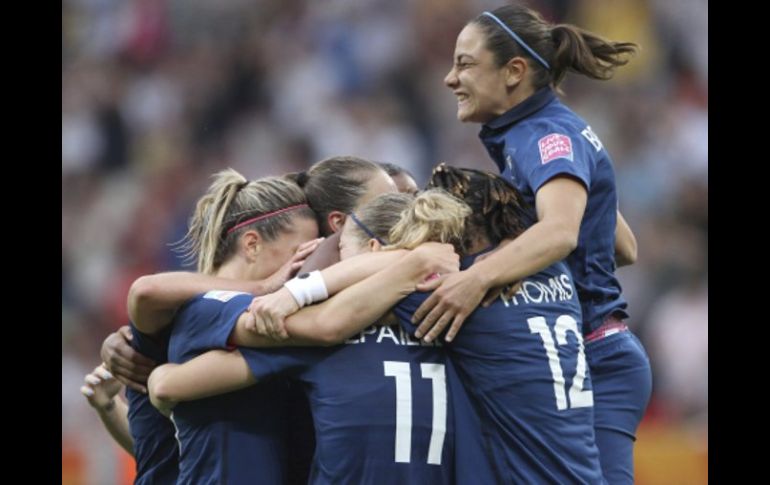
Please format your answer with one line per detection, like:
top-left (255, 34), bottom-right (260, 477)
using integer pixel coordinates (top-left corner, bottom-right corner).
top-left (480, 87), bottom-right (556, 134)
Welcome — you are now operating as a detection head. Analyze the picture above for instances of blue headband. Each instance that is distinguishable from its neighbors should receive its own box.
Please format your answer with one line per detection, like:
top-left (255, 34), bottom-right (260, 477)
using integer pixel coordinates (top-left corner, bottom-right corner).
top-left (480, 11), bottom-right (550, 70)
top-left (349, 212), bottom-right (387, 245)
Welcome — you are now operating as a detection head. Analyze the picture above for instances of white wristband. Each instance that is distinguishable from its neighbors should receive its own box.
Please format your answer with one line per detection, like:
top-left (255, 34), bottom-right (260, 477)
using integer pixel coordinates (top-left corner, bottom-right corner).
top-left (283, 271), bottom-right (329, 308)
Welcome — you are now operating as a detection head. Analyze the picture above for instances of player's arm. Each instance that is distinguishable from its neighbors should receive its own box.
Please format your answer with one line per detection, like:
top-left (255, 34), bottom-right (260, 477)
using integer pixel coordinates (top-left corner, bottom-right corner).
top-left (244, 243), bottom-right (445, 340)
top-left (456, 176), bottom-right (585, 290)
top-left (100, 325), bottom-right (157, 394)
top-left (615, 210), bottom-right (637, 267)
top-left (320, 248), bottom-right (409, 294)
top-left (147, 350), bottom-right (255, 417)
top-left (81, 364), bottom-right (134, 455)
top-left (413, 176), bottom-right (587, 342)
top-left (128, 238), bottom-right (323, 334)
top-left (232, 242), bottom-right (459, 347)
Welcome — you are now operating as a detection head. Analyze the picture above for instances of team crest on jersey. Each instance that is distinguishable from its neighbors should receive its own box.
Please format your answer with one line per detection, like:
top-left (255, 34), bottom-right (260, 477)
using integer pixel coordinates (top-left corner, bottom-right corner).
top-left (538, 134), bottom-right (573, 164)
top-left (203, 290), bottom-right (248, 302)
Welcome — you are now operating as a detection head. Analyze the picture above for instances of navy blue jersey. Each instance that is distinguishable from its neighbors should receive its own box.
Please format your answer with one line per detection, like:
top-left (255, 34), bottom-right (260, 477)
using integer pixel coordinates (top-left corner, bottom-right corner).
top-left (167, 291), bottom-right (290, 485)
top-left (394, 253), bottom-right (604, 484)
top-left (126, 324), bottom-right (179, 485)
top-left (479, 87), bottom-right (628, 333)
top-left (444, 355), bottom-right (498, 485)
top-left (240, 323), bottom-right (457, 485)
top-left (285, 380), bottom-right (315, 485)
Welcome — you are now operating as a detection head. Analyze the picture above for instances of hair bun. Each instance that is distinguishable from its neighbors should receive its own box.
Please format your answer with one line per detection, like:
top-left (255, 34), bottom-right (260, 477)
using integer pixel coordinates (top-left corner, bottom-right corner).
top-left (287, 170), bottom-right (310, 187)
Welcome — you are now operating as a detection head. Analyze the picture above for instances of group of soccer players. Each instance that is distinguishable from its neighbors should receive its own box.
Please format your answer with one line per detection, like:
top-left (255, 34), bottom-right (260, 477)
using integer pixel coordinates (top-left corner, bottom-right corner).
top-left (81, 3), bottom-right (652, 484)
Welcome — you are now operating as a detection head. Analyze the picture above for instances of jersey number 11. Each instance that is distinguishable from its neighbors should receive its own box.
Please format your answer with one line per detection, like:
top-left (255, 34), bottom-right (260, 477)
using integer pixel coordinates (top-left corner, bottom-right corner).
top-left (383, 362), bottom-right (447, 465)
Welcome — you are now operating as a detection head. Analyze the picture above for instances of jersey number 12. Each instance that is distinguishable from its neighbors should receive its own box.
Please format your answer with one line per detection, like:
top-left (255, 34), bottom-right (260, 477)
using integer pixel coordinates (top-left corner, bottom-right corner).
top-left (527, 315), bottom-right (594, 410)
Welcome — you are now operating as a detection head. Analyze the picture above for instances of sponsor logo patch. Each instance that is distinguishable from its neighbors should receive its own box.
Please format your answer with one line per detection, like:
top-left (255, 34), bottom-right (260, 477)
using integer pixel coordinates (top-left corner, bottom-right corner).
top-left (538, 134), bottom-right (573, 164)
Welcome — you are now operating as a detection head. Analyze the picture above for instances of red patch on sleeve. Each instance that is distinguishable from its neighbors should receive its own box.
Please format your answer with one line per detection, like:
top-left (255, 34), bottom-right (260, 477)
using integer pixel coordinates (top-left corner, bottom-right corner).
top-left (538, 134), bottom-right (573, 164)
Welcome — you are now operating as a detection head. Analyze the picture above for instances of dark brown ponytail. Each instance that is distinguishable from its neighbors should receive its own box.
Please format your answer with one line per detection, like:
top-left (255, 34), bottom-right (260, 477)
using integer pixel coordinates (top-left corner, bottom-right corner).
top-left (427, 163), bottom-right (531, 247)
top-left (472, 4), bottom-right (639, 91)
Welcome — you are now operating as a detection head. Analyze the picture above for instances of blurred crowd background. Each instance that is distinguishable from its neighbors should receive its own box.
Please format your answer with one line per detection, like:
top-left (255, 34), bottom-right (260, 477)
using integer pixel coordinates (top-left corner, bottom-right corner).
top-left (62, 0), bottom-right (708, 483)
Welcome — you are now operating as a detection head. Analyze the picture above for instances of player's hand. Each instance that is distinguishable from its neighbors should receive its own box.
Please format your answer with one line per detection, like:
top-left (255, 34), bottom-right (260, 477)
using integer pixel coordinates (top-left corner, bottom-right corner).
top-left (259, 238), bottom-right (324, 294)
top-left (100, 326), bottom-right (156, 393)
top-left (80, 364), bottom-right (123, 411)
top-left (481, 280), bottom-right (523, 307)
top-left (412, 269), bottom-right (488, 343)
top-left (245, 287), bottom-right (300, 340)
top-left (404, 242), bottom-right (460, 282)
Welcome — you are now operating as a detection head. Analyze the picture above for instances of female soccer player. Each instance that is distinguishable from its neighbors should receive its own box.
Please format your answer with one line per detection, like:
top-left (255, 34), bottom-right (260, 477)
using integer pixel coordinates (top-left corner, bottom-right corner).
top-left (147, 191), bottom-right (464, 484)
top-left (413, 5), bottom-right (652, 482)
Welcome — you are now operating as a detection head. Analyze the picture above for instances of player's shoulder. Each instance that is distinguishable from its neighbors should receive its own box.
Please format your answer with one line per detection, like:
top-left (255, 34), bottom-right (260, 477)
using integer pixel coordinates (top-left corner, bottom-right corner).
top-left (513, 112), bottom-right (601, 165)
top-left (175, 290), bottom-right (251, 325)
top-left (505, 119), bottom-right (575, 166)
top-left (516, 112), bottom-right (583, 142)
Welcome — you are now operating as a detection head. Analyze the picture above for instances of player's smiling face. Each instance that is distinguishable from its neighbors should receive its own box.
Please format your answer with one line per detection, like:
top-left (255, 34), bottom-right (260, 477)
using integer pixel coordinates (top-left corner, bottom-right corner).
top-left (444, 23), bottom-right (512, 123)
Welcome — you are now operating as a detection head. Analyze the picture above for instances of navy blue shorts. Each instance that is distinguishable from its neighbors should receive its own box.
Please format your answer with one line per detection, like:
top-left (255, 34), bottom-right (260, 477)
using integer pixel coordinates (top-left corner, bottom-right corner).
top-left (586, 326), bottom-right (652, 484)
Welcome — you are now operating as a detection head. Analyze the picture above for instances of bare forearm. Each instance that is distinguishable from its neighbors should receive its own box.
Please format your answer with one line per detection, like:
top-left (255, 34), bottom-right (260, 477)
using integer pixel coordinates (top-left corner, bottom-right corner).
top-left (234, 243), bottom-right (458, 347)
top-left (95, 398), bottom-right (133, 456)
top-left (229, 251), bottom-right (413, 347)
top-left (231, 312), bottom-right (320, 348)
top-left (471, 220), bottom-right (577, 289)
top-left (231, 251), bottom-right (413, 347)
top-left (148, 353), bottom-right (256, 406)
top-left (287, 258), bottom-right (428, 344)
top-left (320, 250), bottom-right (408, 295)
top-left (232, 265), bottom-right (417, 347)
top-left (128, 272), bottom-right (270, 334)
